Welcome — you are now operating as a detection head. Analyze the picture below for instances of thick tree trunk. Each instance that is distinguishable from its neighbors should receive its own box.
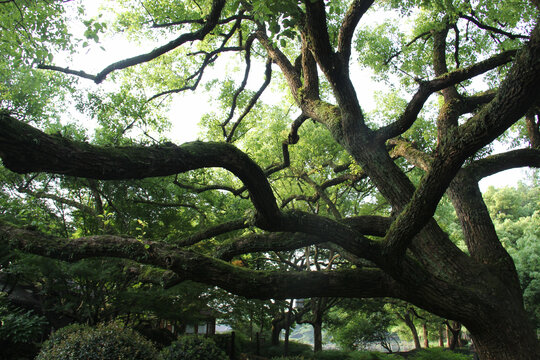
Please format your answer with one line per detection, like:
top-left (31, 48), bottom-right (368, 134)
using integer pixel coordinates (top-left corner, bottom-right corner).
top-left (468, 315), bottom-right (540, 360)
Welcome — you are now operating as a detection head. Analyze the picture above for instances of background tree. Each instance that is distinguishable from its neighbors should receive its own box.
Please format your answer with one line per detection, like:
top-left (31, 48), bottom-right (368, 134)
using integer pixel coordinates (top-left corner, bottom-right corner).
top-left (1, 1), bottom-right (540, 359)
top-left (326, 299), bottom-right (396, 352)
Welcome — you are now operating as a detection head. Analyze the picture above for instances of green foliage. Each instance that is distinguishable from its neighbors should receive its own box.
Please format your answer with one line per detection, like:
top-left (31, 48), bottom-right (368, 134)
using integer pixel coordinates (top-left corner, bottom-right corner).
top-left (0, 292), bottom-right (46, 344)
top-left (484, 183), bottom-right (540, 330)
top-left (408, 348), bottom-right (472, 360)
top-left (257, 341), bottom-right (313, 358)
top-left (347, 352), bottom-right (401, 360)
top-left (483, 183), bottom-right (539, 222)
top-left (160, 335), bottom-right (228, 360)
top-left (36, 322), bottom-right (159, 360)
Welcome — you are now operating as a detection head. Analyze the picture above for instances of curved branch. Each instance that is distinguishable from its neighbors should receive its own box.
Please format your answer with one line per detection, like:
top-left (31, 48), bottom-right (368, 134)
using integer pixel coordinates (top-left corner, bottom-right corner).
top-left (255, 30), bottom-right (302, 100)
top-left (38, 0), bottom-right (226, 84)
top-left (0, 113), bottom-right (280, 227)
top-left (281, 193), bottom-right (319, 208)
top-left (465, 148), bottom-right (540, 181)
top-left (147, 46), bottom-right (242, 102)
top-left (377, 49), bottom-right (518, 141)
top-left (226, 57), bottom-right (273, 142)
top-left (221, 36), bottom-right (256, 132)
top-left (459, 13), bottom-right (529, 40)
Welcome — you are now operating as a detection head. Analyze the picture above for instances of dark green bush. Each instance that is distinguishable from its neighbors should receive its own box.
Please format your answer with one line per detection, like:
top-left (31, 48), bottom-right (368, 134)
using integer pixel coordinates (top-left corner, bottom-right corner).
top-left (0, 292), bottom-right (47, 359)
top-left (408, 348), bottom-right (472, 360)
top-left (160, 335), bottom-right (228, 360)
top-left (36, 322), bottom-right (159, 360)
top-left (0, 292), bottom-right (47, 344)
top-left (135, 326), bottom-right (176, 349)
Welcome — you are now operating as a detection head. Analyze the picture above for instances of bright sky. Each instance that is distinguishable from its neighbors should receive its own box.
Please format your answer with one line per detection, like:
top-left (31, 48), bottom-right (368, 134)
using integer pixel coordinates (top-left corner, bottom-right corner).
top-left (61, 0), bottom-right (529, 192)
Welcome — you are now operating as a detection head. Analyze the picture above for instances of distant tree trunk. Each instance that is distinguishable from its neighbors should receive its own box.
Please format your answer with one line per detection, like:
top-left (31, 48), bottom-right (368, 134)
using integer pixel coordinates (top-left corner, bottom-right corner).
top-left (313, 320), bottom-right (323, 352)
top-left (423, 323), bottom-right (429, 348)
top-left (446, 321), bottom-right (461, 350)
top-left (207, 318), bottom-right (216, 336)
top-left (438, 325), bottom-right (444, 347)
top-left (397, 309), bottom-right (421, 350)
top-left (284, 301), bottom-right (293, 356)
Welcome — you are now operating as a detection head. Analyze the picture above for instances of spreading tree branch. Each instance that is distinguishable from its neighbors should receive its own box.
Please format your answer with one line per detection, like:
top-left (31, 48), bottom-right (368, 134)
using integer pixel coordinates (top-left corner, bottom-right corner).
top-left (0, 112), bottom-right (280, 227)
top-left (38, 0), bottom-right (227, 83)
top-left (377, 49), bottom-right (517, 142)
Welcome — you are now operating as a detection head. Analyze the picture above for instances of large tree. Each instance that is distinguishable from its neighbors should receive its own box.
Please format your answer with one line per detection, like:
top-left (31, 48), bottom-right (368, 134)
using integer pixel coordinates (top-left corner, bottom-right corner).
top-left (1, 1), bottom-right (540, 359)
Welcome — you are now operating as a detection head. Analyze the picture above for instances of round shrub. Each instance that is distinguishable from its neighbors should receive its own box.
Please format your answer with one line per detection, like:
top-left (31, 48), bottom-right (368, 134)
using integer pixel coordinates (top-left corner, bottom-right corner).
top-left (36, 322), bottom-right (159, 360)
top-left (160, 335), bottom-right (228, 360)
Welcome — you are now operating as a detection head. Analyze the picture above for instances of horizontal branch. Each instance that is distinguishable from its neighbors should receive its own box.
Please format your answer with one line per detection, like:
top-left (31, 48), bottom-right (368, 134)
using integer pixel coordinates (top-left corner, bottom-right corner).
top-left (152, 14), bottom-right (250, 28)
top-left (173, 177), bottom-right (247, 197)
top-left (17, 186), bottom-right (97, 215)
top-left (0, 221), bottom-right (395, 300)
